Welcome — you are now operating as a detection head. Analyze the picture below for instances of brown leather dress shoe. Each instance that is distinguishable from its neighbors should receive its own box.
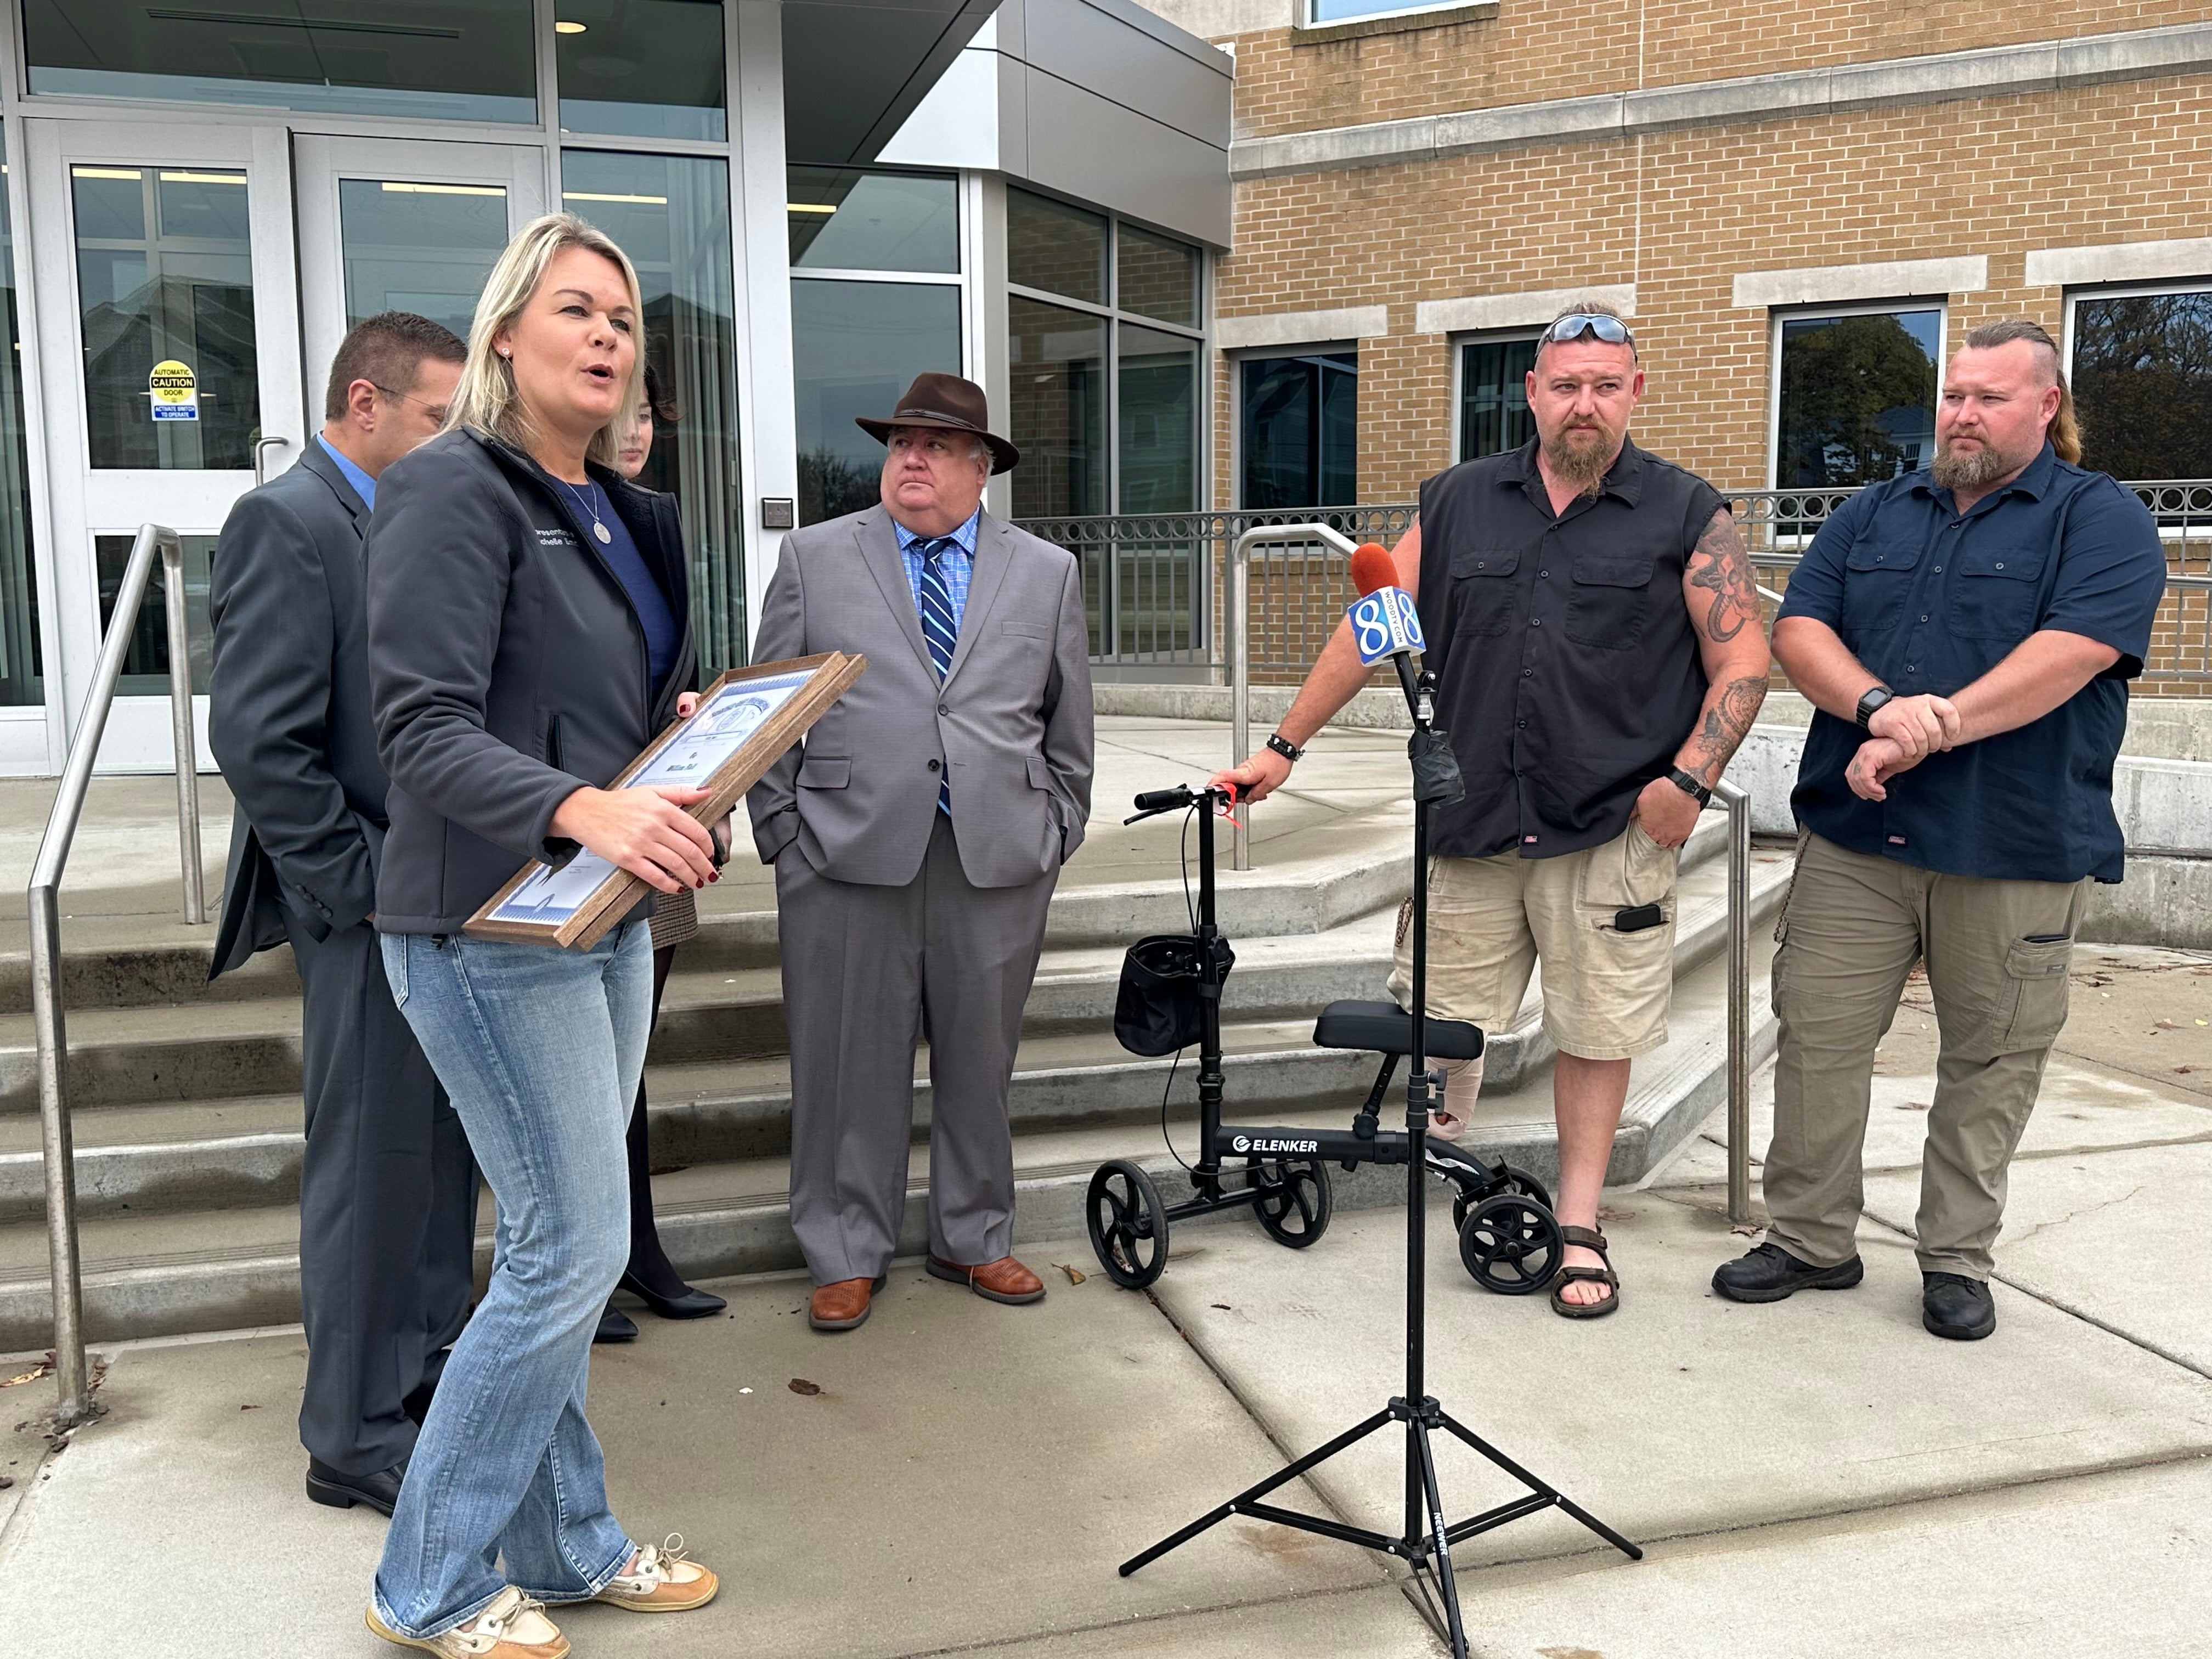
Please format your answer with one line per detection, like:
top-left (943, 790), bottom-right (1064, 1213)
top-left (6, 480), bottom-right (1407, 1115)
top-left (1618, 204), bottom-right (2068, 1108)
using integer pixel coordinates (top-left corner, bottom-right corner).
top-left (926, 1255), bottom-right (1046, 1305)
top-left (808, 1275), bottom-right (886, 1332)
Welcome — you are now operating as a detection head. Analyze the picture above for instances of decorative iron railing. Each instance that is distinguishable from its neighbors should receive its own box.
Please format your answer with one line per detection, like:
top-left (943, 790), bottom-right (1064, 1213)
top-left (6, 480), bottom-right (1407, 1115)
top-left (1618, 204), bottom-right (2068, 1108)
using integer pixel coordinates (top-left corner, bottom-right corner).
top-left (1020, 481), bottom-right (2212, 685)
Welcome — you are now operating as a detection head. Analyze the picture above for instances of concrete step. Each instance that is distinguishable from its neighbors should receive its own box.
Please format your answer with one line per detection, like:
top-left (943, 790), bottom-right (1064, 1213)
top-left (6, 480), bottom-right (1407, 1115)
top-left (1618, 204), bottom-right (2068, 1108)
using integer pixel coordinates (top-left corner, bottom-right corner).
top-left (0, 814), bottom-right (1743, 1115)
top-left (0, 800), bottom-right (1424, 1016)
top-left (0, 834), bottom-right (1791, 1222)
top-left (0, 925), bottom-right (1780, 1350)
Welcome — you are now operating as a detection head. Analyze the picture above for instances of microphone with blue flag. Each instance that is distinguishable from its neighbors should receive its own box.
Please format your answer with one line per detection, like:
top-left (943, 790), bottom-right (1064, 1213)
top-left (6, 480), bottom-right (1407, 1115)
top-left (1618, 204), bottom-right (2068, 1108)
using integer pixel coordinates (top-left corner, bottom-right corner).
top-left (1347, 541), bottom-right (1430, 723)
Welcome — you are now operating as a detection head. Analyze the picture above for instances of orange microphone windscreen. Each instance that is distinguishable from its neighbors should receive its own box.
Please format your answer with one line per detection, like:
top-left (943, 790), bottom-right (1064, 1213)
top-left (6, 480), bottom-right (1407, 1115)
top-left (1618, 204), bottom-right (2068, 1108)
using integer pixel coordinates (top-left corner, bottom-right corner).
top-left (1348, 542), bottom-right (1396, 596)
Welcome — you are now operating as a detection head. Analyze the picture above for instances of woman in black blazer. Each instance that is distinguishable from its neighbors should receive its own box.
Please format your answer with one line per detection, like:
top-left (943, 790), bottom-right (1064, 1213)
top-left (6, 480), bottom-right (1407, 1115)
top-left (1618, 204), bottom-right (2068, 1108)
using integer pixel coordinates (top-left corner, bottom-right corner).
top-left (361, 215), bottom-right (721, 1655)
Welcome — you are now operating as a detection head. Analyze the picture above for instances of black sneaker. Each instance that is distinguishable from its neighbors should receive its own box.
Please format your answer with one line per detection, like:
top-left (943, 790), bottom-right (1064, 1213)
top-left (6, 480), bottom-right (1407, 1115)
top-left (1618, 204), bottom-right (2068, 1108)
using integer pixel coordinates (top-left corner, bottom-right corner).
top-left (1922, 1272), bottom-right (1996, 1340)
top-left (1712, 1241), bottom-right (1865, 1303)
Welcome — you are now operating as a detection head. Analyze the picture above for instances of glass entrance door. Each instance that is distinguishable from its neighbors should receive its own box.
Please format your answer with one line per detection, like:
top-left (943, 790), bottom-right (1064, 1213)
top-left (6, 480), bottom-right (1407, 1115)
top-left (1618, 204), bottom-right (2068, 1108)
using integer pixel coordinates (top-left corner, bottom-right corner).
top-left (293, 138), bottom-right (546, 410)
top-left (24, 120), bottom-right (308, 772)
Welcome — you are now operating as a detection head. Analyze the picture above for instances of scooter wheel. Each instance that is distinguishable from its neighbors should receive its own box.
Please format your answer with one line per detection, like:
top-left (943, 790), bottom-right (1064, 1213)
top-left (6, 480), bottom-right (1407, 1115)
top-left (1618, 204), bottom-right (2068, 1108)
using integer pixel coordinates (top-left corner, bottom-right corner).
top-left (1087, 1160), bottom-right (1170, 1289)
top-left (1458, 1194), bottom-right (1562, 1296)
top-left (1499, 1163), bottom-right (1554, 1212)
top-left (1249, 1156), bottom-right (1333, 1249)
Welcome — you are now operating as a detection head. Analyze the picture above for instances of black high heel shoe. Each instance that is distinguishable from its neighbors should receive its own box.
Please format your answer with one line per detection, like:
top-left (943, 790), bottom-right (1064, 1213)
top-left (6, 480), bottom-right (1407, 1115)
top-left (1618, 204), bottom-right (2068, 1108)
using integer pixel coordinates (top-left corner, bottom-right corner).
top-left (620, 1269), bottom-right (726, 1319)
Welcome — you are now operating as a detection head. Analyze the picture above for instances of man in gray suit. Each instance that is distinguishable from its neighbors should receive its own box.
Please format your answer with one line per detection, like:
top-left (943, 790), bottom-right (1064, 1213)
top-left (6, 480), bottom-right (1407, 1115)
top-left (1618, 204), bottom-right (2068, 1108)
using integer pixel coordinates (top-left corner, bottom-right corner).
top-left (749, 372), bottom-right (1094, 1334)
top-left (208, 313), bottom-right (471, 1515)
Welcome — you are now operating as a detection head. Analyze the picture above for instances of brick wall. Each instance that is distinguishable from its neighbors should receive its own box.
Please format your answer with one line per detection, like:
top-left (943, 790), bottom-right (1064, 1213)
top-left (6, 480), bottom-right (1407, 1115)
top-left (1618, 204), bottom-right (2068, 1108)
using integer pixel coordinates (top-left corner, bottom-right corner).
top-left (1175, 0), bottom-right (2212, 692)
top-left (1218, 0), bottom-right (2212, 142)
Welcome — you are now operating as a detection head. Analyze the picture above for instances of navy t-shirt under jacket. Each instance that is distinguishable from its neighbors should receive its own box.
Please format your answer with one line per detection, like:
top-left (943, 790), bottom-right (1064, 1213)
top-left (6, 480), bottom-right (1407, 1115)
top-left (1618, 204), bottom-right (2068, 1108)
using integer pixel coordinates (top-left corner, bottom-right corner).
top-left (1776, 443), bottom-right (2165, 885)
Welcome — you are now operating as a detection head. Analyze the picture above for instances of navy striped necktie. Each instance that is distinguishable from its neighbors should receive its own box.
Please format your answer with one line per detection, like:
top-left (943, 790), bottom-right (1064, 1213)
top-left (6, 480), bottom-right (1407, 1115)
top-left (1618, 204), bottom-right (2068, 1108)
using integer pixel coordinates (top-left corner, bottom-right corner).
top-left (914, 537), bottom-right (957, 814)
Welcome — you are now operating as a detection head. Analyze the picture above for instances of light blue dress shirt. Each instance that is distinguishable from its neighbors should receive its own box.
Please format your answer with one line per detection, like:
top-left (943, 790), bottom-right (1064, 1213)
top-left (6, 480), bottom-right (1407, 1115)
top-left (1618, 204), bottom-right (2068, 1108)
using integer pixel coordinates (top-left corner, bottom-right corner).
top-left (316, 433), bottom-right (378, 512)
top-left (894, 507), bottom-right (979, 638)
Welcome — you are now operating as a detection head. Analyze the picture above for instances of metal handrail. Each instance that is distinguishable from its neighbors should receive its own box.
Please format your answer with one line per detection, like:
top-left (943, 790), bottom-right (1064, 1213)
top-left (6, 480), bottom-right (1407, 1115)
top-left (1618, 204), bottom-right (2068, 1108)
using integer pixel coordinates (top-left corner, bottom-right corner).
top-left (1716, 779), bottom-right (1754, 1224)
top-left (33, 523), bottom-right (203, 1427)
top-left (1228, 522), bottom-right (1359, 871)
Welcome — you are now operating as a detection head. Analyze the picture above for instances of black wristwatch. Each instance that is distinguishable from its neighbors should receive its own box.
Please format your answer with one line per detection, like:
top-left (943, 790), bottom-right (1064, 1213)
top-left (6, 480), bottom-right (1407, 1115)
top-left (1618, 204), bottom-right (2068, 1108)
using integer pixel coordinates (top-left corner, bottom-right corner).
top-left (1854, 685), bottom-right (1895, 730)
top-left (1266, 732), bottom-right (1305, 764)
top-left (1667, 766), bottom-right (1713, 808)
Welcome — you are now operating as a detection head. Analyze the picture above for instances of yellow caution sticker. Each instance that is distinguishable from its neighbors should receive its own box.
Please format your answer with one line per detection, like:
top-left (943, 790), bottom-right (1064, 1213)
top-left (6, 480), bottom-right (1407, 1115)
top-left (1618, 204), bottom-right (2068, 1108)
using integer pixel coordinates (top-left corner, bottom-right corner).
top-left (149, 359), bottom-right (199, 422)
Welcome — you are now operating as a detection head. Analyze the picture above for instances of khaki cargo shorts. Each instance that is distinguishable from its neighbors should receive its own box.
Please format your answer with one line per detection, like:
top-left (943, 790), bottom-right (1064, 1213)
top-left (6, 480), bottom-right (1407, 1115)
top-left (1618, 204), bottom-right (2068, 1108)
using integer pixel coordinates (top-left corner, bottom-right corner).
top-left (1386, 822), bottom-right (1682, 1062)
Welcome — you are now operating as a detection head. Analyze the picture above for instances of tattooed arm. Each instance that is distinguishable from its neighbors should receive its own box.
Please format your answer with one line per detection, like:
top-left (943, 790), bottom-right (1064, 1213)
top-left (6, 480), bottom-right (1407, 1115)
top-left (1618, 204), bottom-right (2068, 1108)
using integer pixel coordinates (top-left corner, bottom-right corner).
top-left (1674, 507), bottom-right (1772, 787)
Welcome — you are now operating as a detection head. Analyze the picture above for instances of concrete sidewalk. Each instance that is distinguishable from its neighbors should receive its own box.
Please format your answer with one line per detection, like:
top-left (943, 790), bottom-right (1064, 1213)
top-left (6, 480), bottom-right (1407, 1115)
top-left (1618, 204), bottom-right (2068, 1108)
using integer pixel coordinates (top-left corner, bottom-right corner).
top-left (3, 945), bottom-right (2206, 1657)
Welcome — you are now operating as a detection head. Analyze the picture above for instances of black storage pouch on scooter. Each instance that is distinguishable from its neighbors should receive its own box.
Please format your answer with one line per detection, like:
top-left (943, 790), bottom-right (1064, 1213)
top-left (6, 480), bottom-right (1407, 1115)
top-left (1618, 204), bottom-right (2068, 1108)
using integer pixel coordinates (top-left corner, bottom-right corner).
top-left (1114, 933), bottom-right (1234, 1057)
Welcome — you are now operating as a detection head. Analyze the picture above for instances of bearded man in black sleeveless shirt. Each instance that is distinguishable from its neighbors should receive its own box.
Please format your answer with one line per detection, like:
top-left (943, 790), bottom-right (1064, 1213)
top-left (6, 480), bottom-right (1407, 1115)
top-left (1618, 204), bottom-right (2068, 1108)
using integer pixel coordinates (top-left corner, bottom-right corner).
top-left (1216, 303), bottom-right (1771, 1317)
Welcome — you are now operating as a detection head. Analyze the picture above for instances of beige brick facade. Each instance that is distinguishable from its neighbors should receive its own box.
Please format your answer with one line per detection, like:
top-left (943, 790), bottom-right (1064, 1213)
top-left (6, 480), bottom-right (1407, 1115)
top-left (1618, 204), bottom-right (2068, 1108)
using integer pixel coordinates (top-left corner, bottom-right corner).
top-left (1153, 0), bottom-right (2212, 690)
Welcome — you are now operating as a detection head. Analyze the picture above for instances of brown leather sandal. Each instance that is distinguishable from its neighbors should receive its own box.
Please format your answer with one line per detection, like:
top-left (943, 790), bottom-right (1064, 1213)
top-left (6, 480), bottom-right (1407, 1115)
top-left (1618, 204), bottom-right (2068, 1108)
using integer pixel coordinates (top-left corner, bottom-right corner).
top-left (1549, 1225), bottom-right (1621, 1319)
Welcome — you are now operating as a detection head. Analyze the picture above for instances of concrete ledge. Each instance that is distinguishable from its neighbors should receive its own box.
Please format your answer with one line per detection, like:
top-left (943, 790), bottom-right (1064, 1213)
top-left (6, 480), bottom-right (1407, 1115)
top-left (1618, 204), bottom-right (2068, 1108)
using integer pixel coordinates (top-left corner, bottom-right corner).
top-left (1733, 256), bottom-right (1988, 309)
top-left (1229, 21), bottom-right (2212, 178)
top-left (1414, 282), bottom-right (1635, 335)
top-left (2026, 236), bottom-right (2212, 287)
top-left (1215, 304), bottom-right (1387, 349)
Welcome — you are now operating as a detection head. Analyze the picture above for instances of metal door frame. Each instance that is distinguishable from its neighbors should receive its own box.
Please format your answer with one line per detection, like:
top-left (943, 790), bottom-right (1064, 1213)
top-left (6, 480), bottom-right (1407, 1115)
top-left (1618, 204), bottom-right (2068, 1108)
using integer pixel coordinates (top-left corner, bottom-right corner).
top-left (22, 116), bottom-right (306, 771)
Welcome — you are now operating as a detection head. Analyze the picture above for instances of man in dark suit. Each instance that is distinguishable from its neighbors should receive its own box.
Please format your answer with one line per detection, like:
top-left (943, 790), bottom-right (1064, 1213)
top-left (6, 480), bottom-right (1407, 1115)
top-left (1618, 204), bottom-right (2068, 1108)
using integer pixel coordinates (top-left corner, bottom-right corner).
top-left (208, 313), bottom-right (470, 1516)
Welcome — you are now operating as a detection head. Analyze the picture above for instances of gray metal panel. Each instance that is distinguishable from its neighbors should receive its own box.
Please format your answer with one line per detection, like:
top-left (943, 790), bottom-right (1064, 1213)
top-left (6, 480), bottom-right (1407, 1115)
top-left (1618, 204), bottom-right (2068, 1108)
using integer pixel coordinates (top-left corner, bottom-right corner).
top-left (1018, 64), bottom-right (1230, 245)
top-left (1022, 0), bottom-right (1231, 146)
top-left (782, 0), bottom-right (1001, 163)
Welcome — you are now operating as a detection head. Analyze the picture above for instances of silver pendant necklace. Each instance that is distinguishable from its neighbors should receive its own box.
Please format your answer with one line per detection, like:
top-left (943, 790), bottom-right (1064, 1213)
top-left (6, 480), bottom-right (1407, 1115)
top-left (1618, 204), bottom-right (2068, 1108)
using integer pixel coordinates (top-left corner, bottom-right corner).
top-left (560, 477), bottom-right (614, 544)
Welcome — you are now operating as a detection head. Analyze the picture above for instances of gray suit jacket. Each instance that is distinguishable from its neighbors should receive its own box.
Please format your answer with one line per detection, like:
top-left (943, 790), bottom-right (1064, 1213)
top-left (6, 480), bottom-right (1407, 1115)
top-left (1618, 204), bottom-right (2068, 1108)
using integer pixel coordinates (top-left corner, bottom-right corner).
top-left (747, 505), bottom-right (1093, 889)
top-left (207, 442), bottom-right (390, 977)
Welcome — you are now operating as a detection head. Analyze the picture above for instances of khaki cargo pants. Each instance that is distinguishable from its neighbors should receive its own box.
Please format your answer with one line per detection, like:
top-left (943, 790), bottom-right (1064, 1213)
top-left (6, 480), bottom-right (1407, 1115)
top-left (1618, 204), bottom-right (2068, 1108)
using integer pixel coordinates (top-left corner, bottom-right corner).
top-left (1765, 833), bottom-right (2088, 1280)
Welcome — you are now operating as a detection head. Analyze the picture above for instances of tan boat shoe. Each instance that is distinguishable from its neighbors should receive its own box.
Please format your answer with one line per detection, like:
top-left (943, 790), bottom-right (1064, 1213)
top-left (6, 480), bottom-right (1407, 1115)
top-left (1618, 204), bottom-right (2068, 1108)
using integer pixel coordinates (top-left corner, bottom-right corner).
top-left (365, 1587), bottom-right (568, 1657)
top-left (594, 1534), bottom-right (720, 1613)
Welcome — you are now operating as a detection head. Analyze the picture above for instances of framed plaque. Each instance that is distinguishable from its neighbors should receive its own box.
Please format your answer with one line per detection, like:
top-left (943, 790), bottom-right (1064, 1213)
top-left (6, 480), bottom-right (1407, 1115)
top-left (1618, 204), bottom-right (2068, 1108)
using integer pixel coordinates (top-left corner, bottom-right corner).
top-left (465, 651), bottom-right (865, 950)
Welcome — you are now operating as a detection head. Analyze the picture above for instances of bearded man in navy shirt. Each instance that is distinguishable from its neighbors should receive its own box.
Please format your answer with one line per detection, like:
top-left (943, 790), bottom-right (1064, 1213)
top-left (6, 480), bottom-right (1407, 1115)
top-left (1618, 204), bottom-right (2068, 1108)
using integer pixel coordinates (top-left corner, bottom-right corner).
top-left (1713, 319), bottom-right (2166, 1341)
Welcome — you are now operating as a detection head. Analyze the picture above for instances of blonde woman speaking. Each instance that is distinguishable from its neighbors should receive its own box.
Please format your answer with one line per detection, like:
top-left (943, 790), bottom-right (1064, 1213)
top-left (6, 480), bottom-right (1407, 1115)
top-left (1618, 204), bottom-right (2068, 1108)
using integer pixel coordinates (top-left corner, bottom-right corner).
top-left (362, 215), bottom-right (720, 1656)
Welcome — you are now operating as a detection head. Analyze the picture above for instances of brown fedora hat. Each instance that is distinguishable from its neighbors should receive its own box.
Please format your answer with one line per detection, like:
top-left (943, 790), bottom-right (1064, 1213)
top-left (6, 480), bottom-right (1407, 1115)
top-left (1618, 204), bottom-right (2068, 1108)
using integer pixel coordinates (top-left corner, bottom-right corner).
top-left (856, 371), bottom-right (1021, 475)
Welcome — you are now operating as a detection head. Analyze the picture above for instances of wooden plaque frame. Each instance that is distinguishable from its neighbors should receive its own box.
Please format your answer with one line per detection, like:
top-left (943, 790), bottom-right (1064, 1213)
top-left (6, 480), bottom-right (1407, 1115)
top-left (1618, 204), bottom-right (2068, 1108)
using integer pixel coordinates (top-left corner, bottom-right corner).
top-left (464, 651), bottom-right (866, 950)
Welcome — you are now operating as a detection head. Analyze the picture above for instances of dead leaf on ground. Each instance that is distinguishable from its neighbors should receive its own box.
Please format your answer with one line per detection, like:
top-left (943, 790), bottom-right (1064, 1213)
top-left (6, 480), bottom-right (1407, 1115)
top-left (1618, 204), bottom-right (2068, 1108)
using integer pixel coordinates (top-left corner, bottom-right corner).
top-left (2178, 1066), bottom-right (2199, 1076)
top-left (2154, 1019), bottom-right (2179, 1030)
top-left (1730, 1223), bottom-right (1760, 1237)
top-left (1596, 1205), bottom-right (1635, 1222)
top-left (1051, 1262), bottom-right (1087, 1285)
top-left (239, 1404), bottom-right (258, 1411)
top-left (1, 1362), bottom-right (52, 1389)
top-left (787, 1378), bottom-right (822, 1397)
top-left (1904, 1101), bottom-right (1930, 1111)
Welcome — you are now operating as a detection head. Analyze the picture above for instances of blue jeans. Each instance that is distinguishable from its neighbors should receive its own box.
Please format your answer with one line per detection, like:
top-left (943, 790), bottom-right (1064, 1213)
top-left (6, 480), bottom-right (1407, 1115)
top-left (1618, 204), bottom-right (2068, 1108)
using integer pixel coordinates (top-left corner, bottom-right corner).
top-left (371, 921), bottom-right (652, 1639)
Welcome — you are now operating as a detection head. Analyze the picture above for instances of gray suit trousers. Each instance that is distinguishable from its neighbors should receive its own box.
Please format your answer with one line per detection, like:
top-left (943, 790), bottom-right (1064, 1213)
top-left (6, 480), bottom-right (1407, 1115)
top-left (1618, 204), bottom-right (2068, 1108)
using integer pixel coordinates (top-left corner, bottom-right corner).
top-left (285, 909), bottom-right (477, 1474)
top-left (780, 814), bottom-right (1056, 1283)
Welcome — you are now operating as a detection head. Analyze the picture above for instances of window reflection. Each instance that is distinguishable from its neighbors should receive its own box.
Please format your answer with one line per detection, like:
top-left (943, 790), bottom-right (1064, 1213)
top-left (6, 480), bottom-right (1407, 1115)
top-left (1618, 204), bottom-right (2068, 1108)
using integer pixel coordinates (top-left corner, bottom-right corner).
top-left (1118, 324), bottom-right (1196, 512)
top-left (1009, 189), bottom-right (1107, 306)
top-left (74, 166), bottom-right (260, 471)
top-left (557, 0), bottom-right (726, 141)
top-left (1240, 353), bottom-right (1358, 509)
top-left (98, 533), bottom-right (216, 697)
top-left (562, 152), bottom-right (746, 670)
top-left (26, 2), bottom-right (536, 124)
top-left (1117, 227), bottom-right (1200, 329)
top-left (338, 180), bottom-right (509, 338)
top-left (1458, 337), bottom-right (1537, 461)
top-left (792, 279), bottom-right (962, 524)
top-left (1009, 297), bottom-right (1107, 518)
top-left (788, 169), bottom-right (958, 273)
top-left (0, 137), bottom-right (41, 708)
top-left (2072, 289), bottom-right (2212, 478)
top-left (1774, 309), bottom-right (1940, 487)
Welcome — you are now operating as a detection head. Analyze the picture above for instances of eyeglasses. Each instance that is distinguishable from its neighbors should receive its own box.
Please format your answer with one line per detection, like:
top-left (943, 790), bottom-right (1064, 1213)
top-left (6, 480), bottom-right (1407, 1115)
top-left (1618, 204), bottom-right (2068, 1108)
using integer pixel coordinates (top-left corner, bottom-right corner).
top-left (1541, 313), bottom-right (1635, 349)
top-left (371, 383), bottom-right (450, 426)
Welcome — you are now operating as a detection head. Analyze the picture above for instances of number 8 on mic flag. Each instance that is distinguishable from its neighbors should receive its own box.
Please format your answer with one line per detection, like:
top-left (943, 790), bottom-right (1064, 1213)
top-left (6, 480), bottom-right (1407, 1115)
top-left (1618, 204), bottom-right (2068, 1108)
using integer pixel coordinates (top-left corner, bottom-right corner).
top-left (1348, 588), bottom-right (1425, 667)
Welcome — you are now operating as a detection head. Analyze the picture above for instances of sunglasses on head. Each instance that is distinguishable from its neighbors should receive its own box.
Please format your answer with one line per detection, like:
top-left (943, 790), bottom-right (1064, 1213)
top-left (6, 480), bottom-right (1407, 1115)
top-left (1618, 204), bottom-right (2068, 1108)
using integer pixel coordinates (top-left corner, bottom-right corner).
top-left (1542, 313), bottom-right (1635, 348)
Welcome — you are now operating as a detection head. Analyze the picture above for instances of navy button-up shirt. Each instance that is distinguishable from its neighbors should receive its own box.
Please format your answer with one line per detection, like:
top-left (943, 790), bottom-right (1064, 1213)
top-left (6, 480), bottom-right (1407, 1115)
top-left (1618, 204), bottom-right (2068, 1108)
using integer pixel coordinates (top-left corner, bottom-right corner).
top-left (1777, 443), bottom-right (2165, 884)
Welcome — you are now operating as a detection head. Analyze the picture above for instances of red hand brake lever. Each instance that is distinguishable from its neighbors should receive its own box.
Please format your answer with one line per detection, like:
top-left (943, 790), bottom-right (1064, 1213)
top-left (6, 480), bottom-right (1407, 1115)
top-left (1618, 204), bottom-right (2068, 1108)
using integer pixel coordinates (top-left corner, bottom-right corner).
top-left (1218, 782), bottom-right (1245, 832)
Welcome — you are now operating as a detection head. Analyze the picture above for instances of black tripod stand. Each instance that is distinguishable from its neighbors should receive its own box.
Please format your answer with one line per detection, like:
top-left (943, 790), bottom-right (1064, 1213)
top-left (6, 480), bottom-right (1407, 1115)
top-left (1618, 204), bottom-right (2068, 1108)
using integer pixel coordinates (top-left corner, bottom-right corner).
top-left (1116, 667), bottom-right (1643, 1657)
